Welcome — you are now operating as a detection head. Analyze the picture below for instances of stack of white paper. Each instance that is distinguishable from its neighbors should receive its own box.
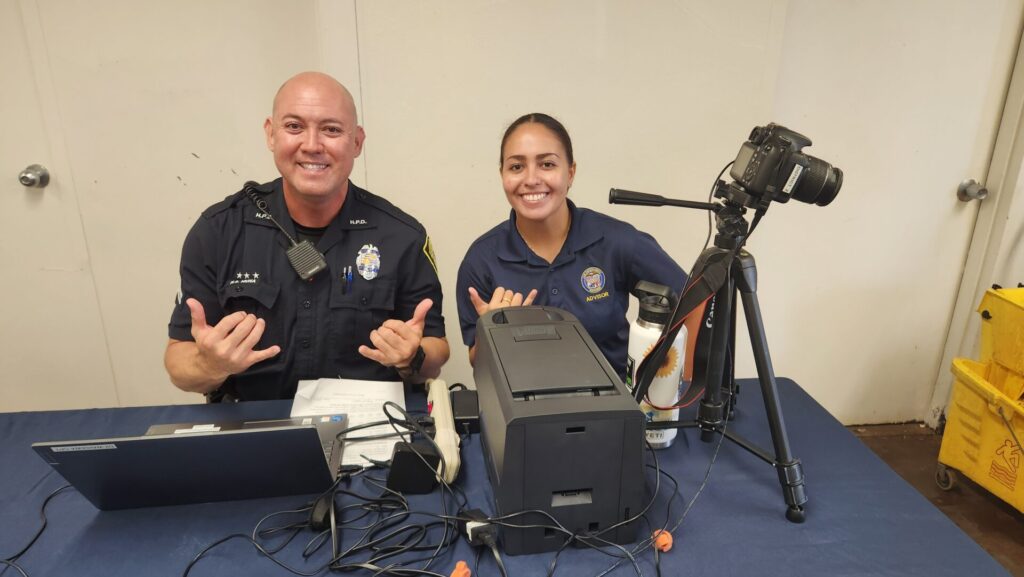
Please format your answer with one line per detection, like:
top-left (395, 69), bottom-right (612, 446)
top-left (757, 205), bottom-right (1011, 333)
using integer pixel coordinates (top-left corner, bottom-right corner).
top-left (291, 378), bottom-right (406, 466)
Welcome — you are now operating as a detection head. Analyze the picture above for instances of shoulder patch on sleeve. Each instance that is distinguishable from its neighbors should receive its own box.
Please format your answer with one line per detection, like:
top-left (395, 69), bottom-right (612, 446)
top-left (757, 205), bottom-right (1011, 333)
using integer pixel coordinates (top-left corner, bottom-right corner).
top-left (423, 235), bottom-right (438, 274)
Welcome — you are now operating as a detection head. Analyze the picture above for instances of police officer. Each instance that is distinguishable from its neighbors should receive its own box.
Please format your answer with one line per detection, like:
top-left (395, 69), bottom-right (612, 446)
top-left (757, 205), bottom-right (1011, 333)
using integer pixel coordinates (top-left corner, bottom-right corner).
top-left (456, 113), bottom-right (684, 379)
top-left (165, 71), bottom-right (449, 401)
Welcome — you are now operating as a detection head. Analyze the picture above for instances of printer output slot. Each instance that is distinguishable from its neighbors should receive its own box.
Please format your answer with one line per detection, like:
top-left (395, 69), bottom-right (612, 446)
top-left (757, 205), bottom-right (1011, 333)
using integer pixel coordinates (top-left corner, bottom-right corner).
top-left (513, 388), bottom-right (618, 401)
top-left (551, 488), bottom-right (593, 507)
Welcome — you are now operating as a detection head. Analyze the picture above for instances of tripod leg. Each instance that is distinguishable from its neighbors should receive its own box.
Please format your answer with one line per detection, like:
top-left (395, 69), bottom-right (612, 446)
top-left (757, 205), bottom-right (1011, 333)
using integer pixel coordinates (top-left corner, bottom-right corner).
top-left (734, 252), bottom-right (808, 522)
top-left (725, 282), bottom-right (738, 421)
top-left (696, 277), bottom-right (733, 442)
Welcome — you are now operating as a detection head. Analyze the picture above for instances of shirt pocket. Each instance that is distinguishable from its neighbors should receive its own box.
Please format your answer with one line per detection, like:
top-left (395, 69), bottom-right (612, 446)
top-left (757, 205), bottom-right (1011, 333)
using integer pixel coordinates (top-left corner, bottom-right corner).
top-left (328, 277), bottom-right (396, 363)
top-left (217, 280), bottom-right (284, 352)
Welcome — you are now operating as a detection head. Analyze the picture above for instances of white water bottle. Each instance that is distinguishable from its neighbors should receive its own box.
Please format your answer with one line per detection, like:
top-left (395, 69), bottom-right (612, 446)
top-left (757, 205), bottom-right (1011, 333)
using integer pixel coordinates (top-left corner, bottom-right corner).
top-left (626, 281), bottom-right (686, 449)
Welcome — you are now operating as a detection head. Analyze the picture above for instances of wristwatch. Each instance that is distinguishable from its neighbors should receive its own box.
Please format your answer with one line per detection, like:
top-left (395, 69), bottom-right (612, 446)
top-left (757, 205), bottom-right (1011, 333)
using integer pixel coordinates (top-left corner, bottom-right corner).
top-left (398, 345), bottom-right (426, 378)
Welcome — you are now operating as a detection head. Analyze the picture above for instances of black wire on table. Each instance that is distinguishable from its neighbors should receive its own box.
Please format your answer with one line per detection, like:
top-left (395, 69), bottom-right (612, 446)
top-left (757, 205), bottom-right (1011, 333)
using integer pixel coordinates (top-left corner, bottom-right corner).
top-left (0, 483), bottom-right (72, 577)
top-left (3, 484), bottom-right (71, 563)
top-left (185, 398), bottom-right (472, 577)
top-left (480, 532), bottom-right (508, 577)
top-left (0, 561), bottom-right (28, 577)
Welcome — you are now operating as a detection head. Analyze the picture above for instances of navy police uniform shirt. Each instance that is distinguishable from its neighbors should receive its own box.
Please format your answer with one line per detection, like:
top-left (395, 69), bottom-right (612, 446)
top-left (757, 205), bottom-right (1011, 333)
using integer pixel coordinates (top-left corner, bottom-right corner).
top-left (168, 178), bottom-right (445, 400)
top-left (456, 200), bottom-right (686, 378)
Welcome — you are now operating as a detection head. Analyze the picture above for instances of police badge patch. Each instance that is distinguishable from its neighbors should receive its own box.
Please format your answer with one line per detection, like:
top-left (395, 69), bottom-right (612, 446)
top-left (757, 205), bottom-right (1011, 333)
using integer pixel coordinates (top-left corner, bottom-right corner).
top-left (580, 266), bottom-right (606, 293)
top-left (356, 244), bottom-right (381, 280)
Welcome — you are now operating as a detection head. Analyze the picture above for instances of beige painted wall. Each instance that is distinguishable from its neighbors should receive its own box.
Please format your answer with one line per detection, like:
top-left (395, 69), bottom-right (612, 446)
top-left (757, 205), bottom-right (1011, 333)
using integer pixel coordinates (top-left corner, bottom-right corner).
top-left (2, 0), bottom-right (1021, 425)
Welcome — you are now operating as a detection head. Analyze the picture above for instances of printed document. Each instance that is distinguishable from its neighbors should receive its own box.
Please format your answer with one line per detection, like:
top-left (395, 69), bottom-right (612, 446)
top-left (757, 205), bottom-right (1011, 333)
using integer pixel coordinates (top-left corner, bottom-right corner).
top-left (291, 378), bottom-right (405, 466)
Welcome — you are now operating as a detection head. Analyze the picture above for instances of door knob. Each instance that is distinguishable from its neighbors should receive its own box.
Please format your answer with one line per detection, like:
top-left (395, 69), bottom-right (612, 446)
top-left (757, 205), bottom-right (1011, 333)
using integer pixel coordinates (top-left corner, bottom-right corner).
top-left (19, 164), bottom-right (49, 188)
top-left (957, 179), bottom-right (987, 202)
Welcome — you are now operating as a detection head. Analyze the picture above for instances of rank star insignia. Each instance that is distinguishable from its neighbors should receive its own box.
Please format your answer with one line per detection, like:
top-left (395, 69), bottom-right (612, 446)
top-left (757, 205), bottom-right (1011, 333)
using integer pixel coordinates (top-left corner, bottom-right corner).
top-left (230, 271), bottom-right (261, 285)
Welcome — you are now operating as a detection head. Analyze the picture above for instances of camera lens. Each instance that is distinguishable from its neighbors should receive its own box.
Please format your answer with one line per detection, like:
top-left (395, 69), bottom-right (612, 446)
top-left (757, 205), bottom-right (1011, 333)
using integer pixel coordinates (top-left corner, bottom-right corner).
top-left (792, 156), bottom-right (842, 206)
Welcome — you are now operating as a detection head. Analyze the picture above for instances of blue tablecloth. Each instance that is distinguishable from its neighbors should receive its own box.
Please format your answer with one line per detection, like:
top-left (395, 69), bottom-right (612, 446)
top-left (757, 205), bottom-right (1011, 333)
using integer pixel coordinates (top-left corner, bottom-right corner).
top-left (0, 379), bottom-right (1007, 576)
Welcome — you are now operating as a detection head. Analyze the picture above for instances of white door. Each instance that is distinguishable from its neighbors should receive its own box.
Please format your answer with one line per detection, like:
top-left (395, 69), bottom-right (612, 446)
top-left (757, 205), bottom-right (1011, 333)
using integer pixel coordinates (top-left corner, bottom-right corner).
top-left (19, 0), bottom-right (357, 407)
top-left (930, 30), bottom-right (1024, 426)
top-left (0, 0), bottom-right (117, 410)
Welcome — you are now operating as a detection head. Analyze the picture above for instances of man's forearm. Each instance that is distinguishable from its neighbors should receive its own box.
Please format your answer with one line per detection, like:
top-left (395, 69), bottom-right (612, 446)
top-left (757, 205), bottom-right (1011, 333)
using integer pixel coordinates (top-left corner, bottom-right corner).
top-left (164, 339), bottom-right (229, 395)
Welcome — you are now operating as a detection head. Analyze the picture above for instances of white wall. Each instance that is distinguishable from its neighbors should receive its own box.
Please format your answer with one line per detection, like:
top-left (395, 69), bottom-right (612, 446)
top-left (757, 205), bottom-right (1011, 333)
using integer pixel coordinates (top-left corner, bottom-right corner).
top-left (349, 0), bottom-right (1023, 423)
top-left (353, 0), bottom-right (788, 395)
top-left (761, 0), bottom-right (1023, 422)
top-left (2, 0), bottom-right (1021, 424)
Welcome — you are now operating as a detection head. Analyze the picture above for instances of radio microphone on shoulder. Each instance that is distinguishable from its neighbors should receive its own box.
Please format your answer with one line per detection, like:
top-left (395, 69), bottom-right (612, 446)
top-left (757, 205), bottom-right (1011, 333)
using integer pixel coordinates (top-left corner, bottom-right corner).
top-left (242, 181), bottom-right (328, 281)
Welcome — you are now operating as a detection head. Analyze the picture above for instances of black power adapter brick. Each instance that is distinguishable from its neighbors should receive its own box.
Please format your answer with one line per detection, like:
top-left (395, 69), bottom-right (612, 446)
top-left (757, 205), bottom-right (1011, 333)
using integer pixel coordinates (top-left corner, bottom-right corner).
top-left (451, 389), bottom-right (480, 435)
top-left (386, 441), bottom-right (440, 494)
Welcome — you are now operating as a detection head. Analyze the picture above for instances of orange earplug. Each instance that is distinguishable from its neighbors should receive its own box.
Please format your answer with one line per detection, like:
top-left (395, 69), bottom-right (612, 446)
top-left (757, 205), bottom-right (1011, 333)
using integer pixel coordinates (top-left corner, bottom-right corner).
top-left (450, 560), bottom-right (471, 577)
top-left (652, 529), bottom-right (673, 552)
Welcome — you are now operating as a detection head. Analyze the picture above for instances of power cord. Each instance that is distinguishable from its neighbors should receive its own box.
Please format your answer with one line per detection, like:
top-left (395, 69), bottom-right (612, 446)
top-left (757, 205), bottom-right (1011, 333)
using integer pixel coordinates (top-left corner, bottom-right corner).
top-left (595, 317), bottom-right (733, 577)
top-left (479, 532), bottom-right (508, 577)
top-left (186, 397), bottom-right (475, 576)
top-left (458, 509), bottom-right (507, 577)
top-left (1, 483), bottom-right (71, 577)
top-left (0, 561), bottom-right (28, 577)
top-left (595, 422), bottom-right (727, 577)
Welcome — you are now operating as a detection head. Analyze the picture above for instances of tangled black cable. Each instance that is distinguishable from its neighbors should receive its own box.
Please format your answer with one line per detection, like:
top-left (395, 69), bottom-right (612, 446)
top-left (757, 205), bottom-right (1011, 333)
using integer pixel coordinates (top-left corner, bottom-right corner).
top-left (184, 400), bottom-right (468, 576)
top-left (184, 475), bottom-right (462, 576)
top-left (445, 442), bottom-right (665, 577)
top-left (458, 329), bottom-right (733, 577)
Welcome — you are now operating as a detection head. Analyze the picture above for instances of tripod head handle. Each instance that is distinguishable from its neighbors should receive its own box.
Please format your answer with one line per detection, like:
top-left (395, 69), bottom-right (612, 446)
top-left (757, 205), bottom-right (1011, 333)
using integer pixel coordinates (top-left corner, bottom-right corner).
top-left (609, 188), bottom-right (721, 212)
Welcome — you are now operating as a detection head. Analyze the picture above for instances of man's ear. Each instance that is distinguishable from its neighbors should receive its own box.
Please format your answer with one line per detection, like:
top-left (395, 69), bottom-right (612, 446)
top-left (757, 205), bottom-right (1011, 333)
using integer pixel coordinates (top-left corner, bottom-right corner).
top-left (264, 117), bottom-right (274, 151)
top-left (353, 125), bottom-right (366, 158)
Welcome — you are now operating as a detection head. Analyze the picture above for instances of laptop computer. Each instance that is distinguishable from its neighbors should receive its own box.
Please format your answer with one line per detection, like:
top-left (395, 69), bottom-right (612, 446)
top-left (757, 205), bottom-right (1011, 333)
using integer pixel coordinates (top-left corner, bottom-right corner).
top-left (31, 414), bottom-right (347, 510)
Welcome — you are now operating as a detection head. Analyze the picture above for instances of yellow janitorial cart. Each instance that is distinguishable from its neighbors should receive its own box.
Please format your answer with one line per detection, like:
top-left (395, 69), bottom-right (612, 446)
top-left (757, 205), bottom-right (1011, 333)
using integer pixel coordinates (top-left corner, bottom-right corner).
top-left (937, 286), bottom-right (1024, 513)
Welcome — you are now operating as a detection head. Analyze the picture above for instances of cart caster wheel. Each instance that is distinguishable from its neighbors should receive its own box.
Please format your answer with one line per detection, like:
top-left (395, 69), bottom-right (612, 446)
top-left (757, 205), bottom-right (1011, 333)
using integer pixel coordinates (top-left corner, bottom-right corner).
top-left (935, 464), bottom-right (957, 491)
top-left (785, 505), bottom-right (806, 523)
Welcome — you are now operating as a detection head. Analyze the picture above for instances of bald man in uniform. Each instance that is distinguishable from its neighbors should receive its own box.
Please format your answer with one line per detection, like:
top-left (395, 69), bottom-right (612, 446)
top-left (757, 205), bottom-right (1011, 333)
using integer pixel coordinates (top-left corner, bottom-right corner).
top-left (165, 72), bottom-right (449, 401)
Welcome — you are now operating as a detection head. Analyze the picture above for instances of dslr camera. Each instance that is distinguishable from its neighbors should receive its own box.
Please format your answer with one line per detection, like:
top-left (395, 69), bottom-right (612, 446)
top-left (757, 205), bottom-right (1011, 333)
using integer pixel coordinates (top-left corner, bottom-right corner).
top-left (730, 123), bottom-right (842, 206)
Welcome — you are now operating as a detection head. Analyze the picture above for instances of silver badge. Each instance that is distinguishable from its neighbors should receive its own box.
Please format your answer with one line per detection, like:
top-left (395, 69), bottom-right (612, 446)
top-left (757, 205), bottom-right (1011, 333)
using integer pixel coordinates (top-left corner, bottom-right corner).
top-left (356, 244), bottom-right (381, 280)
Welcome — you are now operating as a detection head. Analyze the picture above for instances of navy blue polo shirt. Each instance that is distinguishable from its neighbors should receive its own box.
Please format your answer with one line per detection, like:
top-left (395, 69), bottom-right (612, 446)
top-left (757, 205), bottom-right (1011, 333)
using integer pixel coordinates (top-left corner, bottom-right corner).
top-left (456, 200), bottom-right (686, 378)
top-left (169, 178), bottom-right (445, 400)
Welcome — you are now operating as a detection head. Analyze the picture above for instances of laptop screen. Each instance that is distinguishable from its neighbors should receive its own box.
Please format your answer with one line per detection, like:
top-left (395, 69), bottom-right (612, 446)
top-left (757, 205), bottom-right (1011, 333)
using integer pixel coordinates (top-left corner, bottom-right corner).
top-left (32, 414), bottom-right (347, 510)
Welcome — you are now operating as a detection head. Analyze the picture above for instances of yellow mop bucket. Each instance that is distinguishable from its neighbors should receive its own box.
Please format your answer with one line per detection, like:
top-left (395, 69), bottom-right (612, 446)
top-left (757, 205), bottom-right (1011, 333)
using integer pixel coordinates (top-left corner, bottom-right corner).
top-left (977, 286), bottom-right (1024, 401)
top-left (937, 358), bottom-right (1024, 513)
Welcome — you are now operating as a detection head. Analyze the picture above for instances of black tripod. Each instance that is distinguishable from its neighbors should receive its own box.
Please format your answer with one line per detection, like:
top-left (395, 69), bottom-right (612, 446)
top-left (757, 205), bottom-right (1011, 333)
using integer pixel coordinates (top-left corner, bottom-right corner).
top-left (611, 185), bottom-right (808, 523)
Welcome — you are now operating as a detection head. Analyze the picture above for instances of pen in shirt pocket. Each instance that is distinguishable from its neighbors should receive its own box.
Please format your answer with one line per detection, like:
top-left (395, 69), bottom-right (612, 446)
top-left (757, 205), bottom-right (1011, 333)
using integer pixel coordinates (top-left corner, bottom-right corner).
top-left (343, 265), bottom-right (353, 294)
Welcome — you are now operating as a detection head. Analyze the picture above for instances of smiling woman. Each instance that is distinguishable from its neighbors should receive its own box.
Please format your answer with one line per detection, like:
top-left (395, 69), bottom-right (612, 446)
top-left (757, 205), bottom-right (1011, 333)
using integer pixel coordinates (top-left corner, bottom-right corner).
top-left (455, 113), bottom-right (688, 378)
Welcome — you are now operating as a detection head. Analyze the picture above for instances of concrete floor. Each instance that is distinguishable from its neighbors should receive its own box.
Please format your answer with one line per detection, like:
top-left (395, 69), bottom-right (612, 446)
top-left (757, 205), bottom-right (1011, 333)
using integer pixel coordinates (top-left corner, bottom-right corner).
top-left (852, 423), bottom-right (1024, 576)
